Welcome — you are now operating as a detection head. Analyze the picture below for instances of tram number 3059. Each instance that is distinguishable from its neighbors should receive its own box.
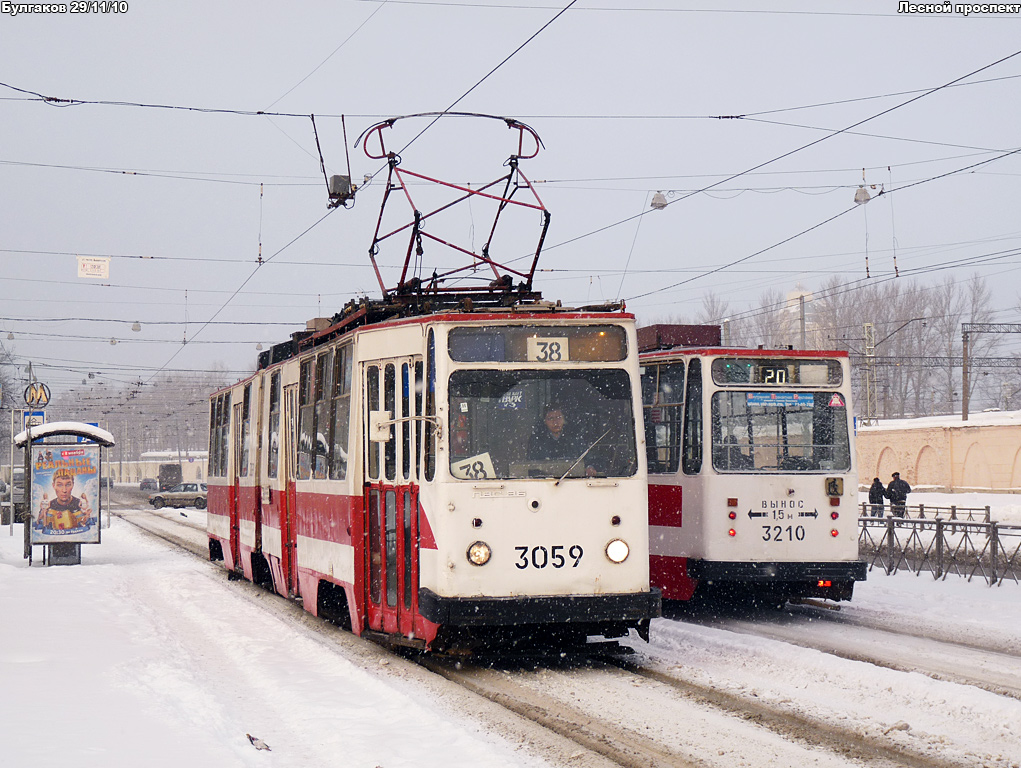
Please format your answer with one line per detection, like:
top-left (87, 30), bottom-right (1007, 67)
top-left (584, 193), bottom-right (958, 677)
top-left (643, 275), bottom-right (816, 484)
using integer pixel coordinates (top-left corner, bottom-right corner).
top-left (515, 545), bottom-right (584, 569)
top-left (761, 525), bottom-right (806, 542)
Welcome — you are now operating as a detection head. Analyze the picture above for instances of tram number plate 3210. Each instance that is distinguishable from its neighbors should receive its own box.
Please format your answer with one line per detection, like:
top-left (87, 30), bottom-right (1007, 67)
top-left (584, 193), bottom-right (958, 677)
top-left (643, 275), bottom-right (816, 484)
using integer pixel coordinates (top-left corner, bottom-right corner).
top-left (515, 545), bottom-right (584, 569)
top-left (761, 525), bottom-right (806, 542)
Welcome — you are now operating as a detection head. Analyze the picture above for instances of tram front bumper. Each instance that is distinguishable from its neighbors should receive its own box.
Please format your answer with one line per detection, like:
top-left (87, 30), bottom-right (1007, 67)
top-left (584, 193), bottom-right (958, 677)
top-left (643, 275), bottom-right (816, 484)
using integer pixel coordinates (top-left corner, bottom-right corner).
top-left (418, 587), bottom-right (662, 627)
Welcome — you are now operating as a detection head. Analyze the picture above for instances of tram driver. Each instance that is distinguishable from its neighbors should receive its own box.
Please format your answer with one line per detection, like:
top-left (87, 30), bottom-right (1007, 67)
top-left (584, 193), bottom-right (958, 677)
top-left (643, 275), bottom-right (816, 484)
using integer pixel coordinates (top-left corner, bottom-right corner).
top-left (529, 405), bottom-right (598, 477)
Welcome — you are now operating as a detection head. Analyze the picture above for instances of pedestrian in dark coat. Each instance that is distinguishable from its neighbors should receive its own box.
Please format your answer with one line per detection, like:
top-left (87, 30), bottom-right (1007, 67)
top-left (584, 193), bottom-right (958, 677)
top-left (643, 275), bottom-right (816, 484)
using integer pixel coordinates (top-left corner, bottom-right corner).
top-left (868, 478), bottom-right (886, 517)
top-left (886, 472), bottom-right (911, 517)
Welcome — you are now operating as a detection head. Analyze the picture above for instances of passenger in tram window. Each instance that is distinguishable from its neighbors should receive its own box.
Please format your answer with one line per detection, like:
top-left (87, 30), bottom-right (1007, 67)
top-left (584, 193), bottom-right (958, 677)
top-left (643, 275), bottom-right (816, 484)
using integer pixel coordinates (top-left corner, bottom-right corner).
top-left (886, 472), bottom-right (911, 517)
top-left (529, 405), bottom-right (597, 476)
top-left (313, 433), bottom-right (329, 479)
top-left (451, 411), bottom-right (471, 458)
top-left (716, 435), bottom-right (752, 470)
top-left (868, 477), bottom-right (886, 517)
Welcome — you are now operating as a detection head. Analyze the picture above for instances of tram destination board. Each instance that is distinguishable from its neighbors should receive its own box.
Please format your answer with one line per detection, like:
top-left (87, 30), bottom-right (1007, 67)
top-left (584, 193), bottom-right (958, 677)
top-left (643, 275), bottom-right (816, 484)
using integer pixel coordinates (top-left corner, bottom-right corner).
top-left (712, 358), bottom-right (842, 387)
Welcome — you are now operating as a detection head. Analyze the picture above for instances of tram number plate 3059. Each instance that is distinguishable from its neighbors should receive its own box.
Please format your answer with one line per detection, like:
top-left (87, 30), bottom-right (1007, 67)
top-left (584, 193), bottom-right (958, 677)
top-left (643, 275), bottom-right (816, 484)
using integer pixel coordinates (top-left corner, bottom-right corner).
top-left (515, 545), bottom-right (583, 569)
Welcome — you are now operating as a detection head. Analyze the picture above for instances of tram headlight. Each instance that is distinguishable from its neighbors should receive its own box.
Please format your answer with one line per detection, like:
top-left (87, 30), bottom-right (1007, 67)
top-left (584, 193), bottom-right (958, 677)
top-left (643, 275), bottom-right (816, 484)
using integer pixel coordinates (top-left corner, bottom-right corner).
top-left (467, 541), bottom-right (492, 566)
top-left (605, 538), bottom-right (629, 564)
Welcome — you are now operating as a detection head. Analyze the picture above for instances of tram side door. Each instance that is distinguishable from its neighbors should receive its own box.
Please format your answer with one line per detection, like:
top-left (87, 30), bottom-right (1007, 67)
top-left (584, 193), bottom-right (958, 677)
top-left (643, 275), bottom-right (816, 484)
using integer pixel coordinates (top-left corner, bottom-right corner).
top-left (281, 383), bottom-right (299, 596)
top-left (230, 401), bottom-right (243, 570)
top-left (362, 358), bottom-right (421, 637)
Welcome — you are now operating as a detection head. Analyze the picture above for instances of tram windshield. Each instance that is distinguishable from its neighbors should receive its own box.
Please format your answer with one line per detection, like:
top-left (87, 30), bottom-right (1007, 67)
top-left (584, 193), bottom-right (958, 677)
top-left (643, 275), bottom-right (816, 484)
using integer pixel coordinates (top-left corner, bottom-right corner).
top-left (711, 390), bottom-right (851, 473)
top-left (447, 369), bottom-right (637, 480)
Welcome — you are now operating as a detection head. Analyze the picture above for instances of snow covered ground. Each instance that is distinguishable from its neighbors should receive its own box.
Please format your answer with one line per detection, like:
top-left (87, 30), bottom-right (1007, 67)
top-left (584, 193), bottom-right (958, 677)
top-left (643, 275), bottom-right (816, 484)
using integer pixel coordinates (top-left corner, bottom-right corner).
top-left (1, 493), bottom-right (1019, 767)
top-left (0, 520), bottom-right (550, 768)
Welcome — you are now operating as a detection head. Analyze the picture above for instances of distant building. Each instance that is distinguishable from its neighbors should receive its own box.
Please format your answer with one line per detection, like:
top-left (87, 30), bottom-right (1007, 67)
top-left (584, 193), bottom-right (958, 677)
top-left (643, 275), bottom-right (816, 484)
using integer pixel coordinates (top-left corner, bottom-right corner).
top-left (112, 450), bottom-right (208, 484)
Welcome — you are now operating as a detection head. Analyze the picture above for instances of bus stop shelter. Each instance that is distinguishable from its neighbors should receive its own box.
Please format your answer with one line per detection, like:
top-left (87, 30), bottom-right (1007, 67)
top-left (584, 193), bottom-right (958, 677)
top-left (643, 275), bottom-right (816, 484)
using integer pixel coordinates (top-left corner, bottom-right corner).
top-left (14, 421), bottom-right (116, 566)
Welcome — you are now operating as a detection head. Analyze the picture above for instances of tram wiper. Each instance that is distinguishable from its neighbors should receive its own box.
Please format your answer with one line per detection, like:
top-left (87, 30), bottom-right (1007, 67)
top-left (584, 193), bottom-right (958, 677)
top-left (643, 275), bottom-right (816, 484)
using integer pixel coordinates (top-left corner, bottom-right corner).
top-left (556, 428), bottom-right (611, 486)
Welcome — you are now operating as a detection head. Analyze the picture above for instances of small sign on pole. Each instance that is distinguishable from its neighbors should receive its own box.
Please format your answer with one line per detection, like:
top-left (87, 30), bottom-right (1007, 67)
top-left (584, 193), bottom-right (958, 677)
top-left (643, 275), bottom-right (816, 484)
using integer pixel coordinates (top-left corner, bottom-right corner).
top-left (77, 256), bottom-right (110, 279)
top-left (23, 411), bottom-right (45, 429)
top-left (24, 383), bottom-right (50, 408)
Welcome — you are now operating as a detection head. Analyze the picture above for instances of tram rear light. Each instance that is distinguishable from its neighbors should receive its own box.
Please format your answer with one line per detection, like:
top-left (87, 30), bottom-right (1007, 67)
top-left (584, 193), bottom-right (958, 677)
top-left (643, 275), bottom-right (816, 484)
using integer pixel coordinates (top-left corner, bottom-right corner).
top-left (830, 497), bottom-right (840, 506)
top-left (727, 498), bottom-right (738, 507)
top-left (728, 511), bottom-right (737, 520)
top-left (817, 580), bottom-right (832, 588)
top-left (831, 511), bottom-right (839, 520)
top-left (467, 541), bottom-right (492, 566)
top-left (605, 539), bottom-right (630, 563)
top-left (728, 528), bottom-right (737, 537)
top-left (830, 529), bottom-right (839, 538)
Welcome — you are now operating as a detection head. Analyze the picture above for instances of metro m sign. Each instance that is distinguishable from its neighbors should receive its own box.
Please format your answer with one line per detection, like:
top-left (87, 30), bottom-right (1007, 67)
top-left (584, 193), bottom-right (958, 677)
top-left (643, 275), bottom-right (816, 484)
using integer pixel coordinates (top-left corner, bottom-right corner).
top-left (24, 382), bottom-right (51, 408)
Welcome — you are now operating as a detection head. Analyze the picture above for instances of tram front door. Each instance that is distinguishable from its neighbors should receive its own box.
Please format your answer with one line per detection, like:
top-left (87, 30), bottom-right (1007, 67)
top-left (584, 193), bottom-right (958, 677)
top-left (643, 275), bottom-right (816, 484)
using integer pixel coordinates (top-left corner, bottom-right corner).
top-left (362, 358), bottom-right (422, 638)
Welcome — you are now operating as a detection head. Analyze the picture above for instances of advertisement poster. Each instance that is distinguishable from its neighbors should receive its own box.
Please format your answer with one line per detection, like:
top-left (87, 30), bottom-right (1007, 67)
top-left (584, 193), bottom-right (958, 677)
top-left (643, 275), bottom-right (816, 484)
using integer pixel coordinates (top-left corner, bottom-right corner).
top-left (30, 444), bottom-right (101, 545)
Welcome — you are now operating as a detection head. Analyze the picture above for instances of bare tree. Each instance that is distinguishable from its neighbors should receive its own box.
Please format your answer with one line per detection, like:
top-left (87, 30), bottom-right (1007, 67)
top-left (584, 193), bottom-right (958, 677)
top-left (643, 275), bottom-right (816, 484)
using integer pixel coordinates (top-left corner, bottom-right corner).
top-left (696, 291), bottom-right (731, 325)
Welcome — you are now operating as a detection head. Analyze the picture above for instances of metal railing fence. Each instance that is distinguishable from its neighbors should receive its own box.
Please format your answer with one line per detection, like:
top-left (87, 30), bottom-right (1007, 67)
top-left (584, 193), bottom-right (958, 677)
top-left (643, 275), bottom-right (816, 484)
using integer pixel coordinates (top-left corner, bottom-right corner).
top-left (858, 506), bottom-right (1021, 586)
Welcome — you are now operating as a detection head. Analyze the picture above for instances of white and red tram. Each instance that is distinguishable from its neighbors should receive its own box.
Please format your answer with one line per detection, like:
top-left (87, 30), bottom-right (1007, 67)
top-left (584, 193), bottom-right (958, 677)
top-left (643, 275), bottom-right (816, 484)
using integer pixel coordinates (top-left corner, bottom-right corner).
top-left (638, 325), bottom-right (866, 605)
top-left (207, 301), bottom-right (660, 652)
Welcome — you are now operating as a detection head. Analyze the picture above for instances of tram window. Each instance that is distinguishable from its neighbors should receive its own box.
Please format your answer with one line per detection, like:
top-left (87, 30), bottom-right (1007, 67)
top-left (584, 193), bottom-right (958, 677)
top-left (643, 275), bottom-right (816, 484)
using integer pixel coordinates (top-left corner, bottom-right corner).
top-left (425, 330), bottom-right (436, 482)
top-left (240, 384), bottom-right (252, 477)
top-left (367, 365), bottom-right (380, 481)
top-left (329, 345), bottom-right (351, 481)
top-left (268, 372), bottom-right (281, 479)
top-left (402, 490), bottom-right (413, 610)
top-left (446, 369), bottom-right (637, 480)
top-left (681, 360), bottom-right (703, 475)
top-left (297, 359), bottom-right (314, 480)
top-left (368, 490), bottom-right (381, 605)
top-left (414, 360), bottom-right (423, 480)
top-left (642, 362), bottom-right (684, 474)
top-left (314, 352), bottom-right (333, 479)
top-left (401, 363), bottom-right (411, 480)
top-left (208, 395), bottom-right (219, 477)
top-left (710, 390), bottom-right (851, 473)
top-left (448, 325), bottom-right (627, 362)
top-left (385, 490), bottom-right (398, 607)
top-left (384, 364), bottom-right (397, 482)
top-left (217, 393), bottom-right (231, 478)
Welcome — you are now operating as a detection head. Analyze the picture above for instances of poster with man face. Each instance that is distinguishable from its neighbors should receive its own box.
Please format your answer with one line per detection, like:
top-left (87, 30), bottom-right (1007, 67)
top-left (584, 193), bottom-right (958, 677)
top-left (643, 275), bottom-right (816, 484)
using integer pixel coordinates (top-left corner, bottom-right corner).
top-left (30, 444), bottom-right (101, 544)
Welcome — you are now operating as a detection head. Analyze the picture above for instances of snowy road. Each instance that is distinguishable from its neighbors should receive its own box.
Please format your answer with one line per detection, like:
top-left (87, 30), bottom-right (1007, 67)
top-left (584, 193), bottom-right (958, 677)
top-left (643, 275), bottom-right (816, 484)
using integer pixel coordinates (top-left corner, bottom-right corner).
top-left (672, 604), bottom-right (1021, 699)
top-left (3, 493), bottom-right (1021, 767)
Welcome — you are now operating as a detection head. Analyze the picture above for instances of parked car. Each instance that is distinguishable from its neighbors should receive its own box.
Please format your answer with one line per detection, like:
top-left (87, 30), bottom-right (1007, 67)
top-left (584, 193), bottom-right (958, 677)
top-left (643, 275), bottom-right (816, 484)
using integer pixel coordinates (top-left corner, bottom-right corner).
top-left (100, 477), bottom-right (114, 489)
top-left (139, 478), bottom-right (158, 491)
top-left (149, 482), bottom-right (207, 510)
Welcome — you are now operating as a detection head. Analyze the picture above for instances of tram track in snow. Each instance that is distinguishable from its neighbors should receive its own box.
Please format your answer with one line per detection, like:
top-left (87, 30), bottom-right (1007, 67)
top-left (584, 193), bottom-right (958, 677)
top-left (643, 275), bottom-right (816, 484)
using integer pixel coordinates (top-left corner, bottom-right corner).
top-left (665, 601), bottom-right (1021, 701)
top-left (113, 504), bottom-right (1010, 768)
top-left (424, 651), bottom-right (992, 768)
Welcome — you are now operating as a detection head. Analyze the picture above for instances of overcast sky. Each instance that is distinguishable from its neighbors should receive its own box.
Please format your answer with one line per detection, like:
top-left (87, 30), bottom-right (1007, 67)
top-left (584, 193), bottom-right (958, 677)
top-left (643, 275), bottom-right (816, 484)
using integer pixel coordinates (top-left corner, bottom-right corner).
top-left (3, 1), bottom-right (1020, 402)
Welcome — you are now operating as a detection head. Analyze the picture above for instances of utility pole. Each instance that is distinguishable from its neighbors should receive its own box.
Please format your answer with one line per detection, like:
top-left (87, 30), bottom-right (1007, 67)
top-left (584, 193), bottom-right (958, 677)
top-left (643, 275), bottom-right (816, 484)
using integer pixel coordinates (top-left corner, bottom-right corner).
top-left (799, 294), bottom-right (806, 349)
top-left (961, 323), bottom-right (1021, 422)
top-left (962, 327), bottom-right (970, 421)
top-left (862, 323), bottom-right (878, 426)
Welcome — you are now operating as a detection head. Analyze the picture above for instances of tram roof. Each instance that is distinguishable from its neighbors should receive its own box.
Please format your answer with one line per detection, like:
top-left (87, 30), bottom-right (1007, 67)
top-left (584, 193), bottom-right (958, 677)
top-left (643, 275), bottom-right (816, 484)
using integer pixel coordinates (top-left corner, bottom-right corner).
top-left (255, 293), bottom-right (632, 372)
top-left (639, 346), bottom-right (850, 360)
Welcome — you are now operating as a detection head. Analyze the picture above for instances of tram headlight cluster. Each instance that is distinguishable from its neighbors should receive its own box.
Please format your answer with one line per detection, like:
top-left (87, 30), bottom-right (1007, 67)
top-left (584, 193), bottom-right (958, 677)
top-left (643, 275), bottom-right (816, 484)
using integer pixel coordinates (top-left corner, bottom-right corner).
top-left (467, 541), bottom-right (492, 566)
top-left (605, 538), bottom-right (630, 563)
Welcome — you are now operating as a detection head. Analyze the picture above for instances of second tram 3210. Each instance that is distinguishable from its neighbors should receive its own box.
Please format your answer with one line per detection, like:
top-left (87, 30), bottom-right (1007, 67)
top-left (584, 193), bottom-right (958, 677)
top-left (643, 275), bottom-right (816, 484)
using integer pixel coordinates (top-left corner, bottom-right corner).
top-left (638, 324), bottom-right (867, 606)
